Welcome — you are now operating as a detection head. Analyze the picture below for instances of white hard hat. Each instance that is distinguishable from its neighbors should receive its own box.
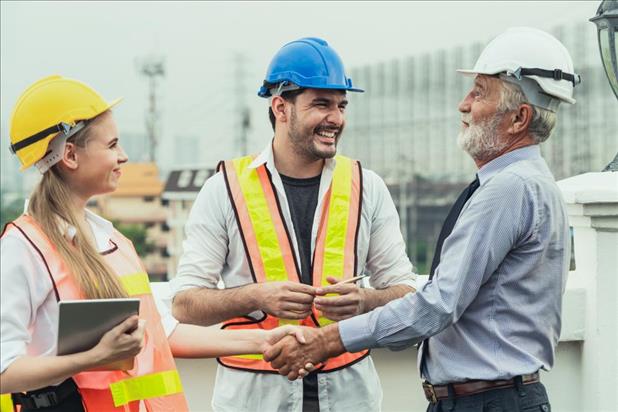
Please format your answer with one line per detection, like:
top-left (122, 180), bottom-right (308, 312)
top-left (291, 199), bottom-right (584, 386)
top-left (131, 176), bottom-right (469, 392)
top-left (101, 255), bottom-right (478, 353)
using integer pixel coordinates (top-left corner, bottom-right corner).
top-left (458, 27), bottom-right (581, 111)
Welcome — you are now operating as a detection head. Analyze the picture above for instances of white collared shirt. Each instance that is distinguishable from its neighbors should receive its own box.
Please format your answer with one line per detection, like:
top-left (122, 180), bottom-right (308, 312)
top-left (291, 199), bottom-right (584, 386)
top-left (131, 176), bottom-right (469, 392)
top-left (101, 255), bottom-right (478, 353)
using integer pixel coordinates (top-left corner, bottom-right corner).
top-left (0, 209), bottom-right (178, 374)
top-left (170, 142), bottom-right (416, 412)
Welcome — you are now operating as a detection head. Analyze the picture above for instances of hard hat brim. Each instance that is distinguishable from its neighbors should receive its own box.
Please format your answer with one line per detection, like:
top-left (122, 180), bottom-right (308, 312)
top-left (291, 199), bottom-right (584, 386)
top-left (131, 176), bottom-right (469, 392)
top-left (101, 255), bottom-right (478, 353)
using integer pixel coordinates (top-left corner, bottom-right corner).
top-left (456, 69), bottom-right (492, 77)
top-left (258, 85), bottom-right (364, 98)
top-left (107, 97), bottom-right (123, 111)
top-left (455, 69), bottom-right (577, 105)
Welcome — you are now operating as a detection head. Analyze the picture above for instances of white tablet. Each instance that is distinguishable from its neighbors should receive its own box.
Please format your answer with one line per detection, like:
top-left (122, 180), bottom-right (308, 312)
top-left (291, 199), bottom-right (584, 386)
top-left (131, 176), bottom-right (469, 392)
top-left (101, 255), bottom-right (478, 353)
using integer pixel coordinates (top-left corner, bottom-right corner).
top-left (57, 298), bottom-right (140, 356)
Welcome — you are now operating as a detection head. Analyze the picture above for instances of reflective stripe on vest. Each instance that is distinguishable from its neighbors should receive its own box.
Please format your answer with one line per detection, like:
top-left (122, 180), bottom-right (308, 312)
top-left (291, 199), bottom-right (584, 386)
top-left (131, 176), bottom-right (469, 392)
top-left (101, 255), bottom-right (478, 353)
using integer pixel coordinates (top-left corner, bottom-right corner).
top-left (120, 271), bottom-right (152, 296)
top-left (109, 370), bottom-right (183, 407)
top-left (3, 216), bottom-right (188, 411)
top-left (217, 155), bottom-right (369, 372)
top-left (0, 394), bottom-right (13, 412)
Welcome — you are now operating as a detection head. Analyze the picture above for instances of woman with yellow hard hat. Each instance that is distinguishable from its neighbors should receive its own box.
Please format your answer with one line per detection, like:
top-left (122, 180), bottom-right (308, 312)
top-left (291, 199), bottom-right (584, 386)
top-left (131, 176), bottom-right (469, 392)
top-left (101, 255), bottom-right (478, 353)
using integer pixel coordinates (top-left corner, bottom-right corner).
top-left (0, 75), bottom-right (306, 411)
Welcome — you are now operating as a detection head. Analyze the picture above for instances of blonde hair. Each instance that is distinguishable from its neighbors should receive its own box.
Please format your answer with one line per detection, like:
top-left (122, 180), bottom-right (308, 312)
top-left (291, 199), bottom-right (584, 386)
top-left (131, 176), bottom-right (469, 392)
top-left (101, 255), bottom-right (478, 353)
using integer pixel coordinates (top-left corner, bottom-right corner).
top-left (27, 113), bottom-right (128, 299)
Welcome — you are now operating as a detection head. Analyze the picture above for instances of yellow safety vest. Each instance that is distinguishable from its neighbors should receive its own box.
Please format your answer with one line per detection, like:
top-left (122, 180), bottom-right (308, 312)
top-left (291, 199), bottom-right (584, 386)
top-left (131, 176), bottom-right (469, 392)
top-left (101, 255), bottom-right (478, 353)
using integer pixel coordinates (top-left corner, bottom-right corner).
top-left (217, 154), bottom-right (369, 373)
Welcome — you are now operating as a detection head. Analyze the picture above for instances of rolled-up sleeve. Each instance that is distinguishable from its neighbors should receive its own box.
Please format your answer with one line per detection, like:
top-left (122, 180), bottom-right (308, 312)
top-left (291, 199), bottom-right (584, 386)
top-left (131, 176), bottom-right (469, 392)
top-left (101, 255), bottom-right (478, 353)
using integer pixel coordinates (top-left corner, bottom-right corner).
top-left (339, 172), bottom-right (534, 353)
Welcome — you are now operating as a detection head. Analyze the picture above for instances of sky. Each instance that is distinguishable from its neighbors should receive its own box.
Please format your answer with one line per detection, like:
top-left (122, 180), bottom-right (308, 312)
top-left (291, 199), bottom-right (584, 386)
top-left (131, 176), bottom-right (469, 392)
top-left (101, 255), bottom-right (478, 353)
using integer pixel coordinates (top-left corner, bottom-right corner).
top-left (1, 1), bottom-right (599, 168)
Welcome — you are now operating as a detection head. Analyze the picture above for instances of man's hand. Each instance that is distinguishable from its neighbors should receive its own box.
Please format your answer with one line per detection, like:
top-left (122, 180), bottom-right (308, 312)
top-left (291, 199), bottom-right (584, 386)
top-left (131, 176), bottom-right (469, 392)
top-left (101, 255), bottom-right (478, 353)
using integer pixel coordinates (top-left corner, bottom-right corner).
top-left (261, 325), bottom-right (307, 354)
top-left (257, 281), bottom-right (316, 319)
top-left (263, 324), bottom-right (346, 380)
top-left (263, 327), bottom-right (326, 380)
top-left (313, 276), bottom-right (366, 321)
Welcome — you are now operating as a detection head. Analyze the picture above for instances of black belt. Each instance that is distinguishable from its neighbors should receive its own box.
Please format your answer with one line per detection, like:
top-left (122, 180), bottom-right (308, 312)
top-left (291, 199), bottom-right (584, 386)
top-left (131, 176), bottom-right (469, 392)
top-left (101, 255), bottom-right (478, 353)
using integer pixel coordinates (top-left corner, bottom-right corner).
top-left (12, 378), bottom-right (80, 410)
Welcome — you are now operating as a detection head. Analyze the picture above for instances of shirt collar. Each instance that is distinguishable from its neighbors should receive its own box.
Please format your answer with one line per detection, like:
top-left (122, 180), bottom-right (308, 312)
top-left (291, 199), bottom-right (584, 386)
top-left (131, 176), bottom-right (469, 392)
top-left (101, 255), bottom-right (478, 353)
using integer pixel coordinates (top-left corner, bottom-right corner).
top-left (23, 200), bottom-right (115, 252)
top-left (84, 209), bottom-right (114, 237)
top-left (477, 145), bottom-right (541, 185)
top-left (54, 209), bottom-right (114, 252)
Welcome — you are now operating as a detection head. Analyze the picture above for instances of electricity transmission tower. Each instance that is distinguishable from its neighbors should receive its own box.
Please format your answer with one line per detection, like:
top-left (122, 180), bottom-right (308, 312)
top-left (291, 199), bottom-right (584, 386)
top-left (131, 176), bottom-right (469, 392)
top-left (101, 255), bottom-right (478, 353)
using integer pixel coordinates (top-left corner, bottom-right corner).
top-left (138, 56), bottom-right (165, 163)
top-left (233, 52), bottom-right (251, 155)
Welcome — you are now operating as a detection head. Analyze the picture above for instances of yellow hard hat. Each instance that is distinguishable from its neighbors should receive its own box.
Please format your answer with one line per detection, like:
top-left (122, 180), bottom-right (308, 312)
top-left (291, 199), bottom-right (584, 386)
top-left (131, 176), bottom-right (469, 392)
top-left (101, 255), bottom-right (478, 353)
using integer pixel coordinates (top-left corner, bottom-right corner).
top-left (9, 75), bottom-right (122, 170)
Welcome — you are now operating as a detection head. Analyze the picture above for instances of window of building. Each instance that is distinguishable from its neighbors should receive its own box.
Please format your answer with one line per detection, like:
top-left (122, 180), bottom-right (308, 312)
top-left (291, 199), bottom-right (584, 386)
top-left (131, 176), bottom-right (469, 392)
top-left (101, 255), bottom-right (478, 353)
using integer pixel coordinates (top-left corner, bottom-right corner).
top-left (178, 170), bottom-right (192, 188)
top-left (193, 170), bottom-right (210, 187)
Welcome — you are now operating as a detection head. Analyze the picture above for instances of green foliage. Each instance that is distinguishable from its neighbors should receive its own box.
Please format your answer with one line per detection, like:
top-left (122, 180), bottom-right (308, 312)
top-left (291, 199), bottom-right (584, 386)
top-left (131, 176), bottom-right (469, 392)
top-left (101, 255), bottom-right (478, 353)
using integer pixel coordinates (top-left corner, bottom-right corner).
top-left (114, 221), bottom-right (155, 257)
top-left (1, 194), bottom-right (25, 230)
top-left (413, 240), bottom-right (429, 275)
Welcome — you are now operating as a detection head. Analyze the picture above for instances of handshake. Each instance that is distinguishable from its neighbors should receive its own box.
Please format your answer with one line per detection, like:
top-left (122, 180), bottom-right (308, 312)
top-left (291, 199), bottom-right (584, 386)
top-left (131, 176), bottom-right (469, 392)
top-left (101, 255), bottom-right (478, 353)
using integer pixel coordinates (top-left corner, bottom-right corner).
top-left (261, 323), bottom-right (343, 381)
top-left (255, 276), bottom-right (367, 380)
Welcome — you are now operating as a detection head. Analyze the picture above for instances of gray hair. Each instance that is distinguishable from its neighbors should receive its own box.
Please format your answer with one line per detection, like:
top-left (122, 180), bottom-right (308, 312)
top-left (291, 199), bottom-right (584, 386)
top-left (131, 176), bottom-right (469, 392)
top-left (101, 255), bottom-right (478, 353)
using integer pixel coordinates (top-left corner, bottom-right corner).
top-left (498, 81), bottom-right (557, 143)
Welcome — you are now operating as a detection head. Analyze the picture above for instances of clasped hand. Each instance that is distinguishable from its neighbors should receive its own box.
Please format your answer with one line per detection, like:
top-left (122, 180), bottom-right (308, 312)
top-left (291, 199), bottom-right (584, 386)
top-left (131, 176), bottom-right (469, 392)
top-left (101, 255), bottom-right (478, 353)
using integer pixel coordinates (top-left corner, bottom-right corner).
top-left (264, 326), bottom-right (324, 380)
top-left (314, 276), bottom-right (365, 321)
top-left (260, 277), bottom-right (364, 322)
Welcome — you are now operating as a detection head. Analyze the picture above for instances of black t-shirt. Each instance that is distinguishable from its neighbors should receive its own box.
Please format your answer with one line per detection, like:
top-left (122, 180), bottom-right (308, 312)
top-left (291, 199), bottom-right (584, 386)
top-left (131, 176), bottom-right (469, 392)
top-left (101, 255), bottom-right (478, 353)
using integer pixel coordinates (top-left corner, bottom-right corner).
top-left (280, 173), bottom-right (321, 285)
top-left (279, 172), bottom-right (321, 412)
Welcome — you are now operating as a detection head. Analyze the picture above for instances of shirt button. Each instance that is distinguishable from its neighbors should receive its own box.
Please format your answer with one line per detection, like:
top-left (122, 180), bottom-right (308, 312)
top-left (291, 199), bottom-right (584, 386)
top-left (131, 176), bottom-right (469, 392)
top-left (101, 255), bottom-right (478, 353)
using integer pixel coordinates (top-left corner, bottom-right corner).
top-left (319, 378), bottom-right (326, 384)
top-left (541, 405), bottom-right (549, 412)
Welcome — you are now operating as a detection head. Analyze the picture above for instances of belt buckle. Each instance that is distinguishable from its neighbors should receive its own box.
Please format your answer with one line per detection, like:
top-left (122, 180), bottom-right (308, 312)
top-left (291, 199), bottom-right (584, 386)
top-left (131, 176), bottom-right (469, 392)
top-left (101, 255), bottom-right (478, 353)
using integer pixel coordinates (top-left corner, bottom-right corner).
top-left (422, 382), bottom-right (438, 404)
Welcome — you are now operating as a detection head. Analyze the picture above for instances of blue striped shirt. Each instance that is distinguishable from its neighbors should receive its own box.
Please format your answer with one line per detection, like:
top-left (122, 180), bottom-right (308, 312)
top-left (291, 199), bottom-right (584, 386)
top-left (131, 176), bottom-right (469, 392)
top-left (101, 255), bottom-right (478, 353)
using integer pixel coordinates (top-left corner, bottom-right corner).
top-left (339, 145), bottom-right (570, 384)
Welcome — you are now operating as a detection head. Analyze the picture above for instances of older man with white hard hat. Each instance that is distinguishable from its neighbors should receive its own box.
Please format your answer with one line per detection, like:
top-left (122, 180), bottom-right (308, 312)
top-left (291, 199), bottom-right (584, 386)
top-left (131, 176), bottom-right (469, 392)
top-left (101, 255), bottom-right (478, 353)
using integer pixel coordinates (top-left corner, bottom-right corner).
top-left (264, 27), bottom-right (580, 412)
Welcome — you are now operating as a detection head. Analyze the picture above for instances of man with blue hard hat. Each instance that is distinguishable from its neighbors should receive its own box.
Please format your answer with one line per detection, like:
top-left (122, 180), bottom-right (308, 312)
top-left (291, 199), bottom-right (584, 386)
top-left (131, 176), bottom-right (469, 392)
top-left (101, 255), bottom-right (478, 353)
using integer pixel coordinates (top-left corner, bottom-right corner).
top-left (171, 37), bottom-right (416, 411)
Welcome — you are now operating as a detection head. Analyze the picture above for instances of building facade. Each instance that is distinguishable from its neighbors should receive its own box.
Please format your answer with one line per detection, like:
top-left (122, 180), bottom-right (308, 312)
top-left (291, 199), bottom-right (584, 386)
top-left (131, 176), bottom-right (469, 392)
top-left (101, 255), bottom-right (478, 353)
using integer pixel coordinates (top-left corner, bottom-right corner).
top-left (162, 167), bottom-right (214, 278)
top-left (340, 22), bottom-right (618, 271)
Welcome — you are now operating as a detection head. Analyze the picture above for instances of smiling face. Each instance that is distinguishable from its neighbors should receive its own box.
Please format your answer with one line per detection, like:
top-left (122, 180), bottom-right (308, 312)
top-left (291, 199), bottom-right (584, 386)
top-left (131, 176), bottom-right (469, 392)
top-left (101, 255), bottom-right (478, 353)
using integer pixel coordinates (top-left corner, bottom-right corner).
top-left (68, 111), bottom-right (128, 198)
top-left (285, 88), bottom-right (348, 161)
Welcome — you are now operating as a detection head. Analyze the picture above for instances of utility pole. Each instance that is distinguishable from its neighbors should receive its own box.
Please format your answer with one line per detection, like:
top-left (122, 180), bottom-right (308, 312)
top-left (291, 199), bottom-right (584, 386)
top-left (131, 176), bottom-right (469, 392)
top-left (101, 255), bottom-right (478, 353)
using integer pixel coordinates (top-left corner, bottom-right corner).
top-left (138, 56), bottom-right (165, 163)
top-left (233, 52), bottom-right (250, 155)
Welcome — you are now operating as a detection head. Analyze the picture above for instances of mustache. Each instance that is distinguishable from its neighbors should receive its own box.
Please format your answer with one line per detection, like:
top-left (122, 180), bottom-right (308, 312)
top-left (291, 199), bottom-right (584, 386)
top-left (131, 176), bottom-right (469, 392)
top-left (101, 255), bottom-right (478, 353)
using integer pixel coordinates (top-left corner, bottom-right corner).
top-left (314, 125), bottom-right (341, 133)
top-left (461, 114), bottom-right (472, 124)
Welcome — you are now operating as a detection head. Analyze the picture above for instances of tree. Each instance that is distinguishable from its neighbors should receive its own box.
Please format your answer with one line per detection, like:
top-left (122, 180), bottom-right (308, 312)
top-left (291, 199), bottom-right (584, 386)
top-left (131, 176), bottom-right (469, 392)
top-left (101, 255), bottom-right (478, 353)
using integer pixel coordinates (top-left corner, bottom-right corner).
top-left (114, 222), bottom-right (155, 257)
top-left (0, 194), bottom-right (25, 230)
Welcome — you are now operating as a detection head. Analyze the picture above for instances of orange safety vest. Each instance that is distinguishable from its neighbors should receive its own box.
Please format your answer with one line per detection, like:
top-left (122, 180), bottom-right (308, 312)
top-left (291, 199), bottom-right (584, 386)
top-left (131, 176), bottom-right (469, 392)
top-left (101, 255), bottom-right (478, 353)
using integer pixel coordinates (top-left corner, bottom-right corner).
top-left (217, 154), bottom-right (369, 373)
top-left (0, 215), bottom-right (189, 412)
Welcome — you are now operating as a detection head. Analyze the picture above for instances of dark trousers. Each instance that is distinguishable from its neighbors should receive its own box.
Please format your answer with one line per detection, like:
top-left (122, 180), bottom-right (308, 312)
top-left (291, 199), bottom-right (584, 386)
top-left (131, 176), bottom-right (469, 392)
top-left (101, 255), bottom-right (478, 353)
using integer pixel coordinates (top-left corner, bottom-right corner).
top-left (303, 372), bottom-right (320, 411)
top-left (426, 382), bottom-right (551, 412)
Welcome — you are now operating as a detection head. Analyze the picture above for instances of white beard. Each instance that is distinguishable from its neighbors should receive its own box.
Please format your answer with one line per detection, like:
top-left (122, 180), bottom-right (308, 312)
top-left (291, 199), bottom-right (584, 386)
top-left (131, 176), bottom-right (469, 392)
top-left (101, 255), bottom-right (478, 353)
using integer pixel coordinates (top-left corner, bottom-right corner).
top-left (457, 113), bottom-right (509, 162)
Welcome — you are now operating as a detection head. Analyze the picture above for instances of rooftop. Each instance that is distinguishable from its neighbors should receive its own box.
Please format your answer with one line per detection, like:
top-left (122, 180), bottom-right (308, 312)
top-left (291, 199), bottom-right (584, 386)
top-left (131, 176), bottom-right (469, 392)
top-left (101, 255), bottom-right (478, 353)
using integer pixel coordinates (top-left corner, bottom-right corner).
top-left (112, 163), bottom-right (164, 197)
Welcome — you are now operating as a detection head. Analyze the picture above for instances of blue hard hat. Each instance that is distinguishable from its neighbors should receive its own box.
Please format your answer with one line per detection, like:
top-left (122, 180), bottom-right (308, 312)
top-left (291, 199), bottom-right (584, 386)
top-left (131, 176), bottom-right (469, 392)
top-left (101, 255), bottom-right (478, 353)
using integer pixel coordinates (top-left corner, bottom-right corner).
top-left (258, 37), bottom-right (364, 98)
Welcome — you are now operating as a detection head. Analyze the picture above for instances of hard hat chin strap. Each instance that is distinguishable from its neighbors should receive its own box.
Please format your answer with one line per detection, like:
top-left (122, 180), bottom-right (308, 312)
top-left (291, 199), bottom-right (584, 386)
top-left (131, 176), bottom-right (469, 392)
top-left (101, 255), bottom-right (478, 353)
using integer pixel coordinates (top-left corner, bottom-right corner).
top-left (33, 121), bottom-right (86, 174)
top-left (508, 67), bottom-right (582, 87)
top-left (270, 81), bottom-right (301, 97)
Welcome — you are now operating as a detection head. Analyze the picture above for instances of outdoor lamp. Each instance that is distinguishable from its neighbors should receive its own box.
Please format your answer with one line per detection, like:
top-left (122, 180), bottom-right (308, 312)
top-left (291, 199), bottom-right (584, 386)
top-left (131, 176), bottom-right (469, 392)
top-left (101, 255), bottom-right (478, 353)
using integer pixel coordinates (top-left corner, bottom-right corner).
top-left (590, 0), bottom-right (618, 99)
